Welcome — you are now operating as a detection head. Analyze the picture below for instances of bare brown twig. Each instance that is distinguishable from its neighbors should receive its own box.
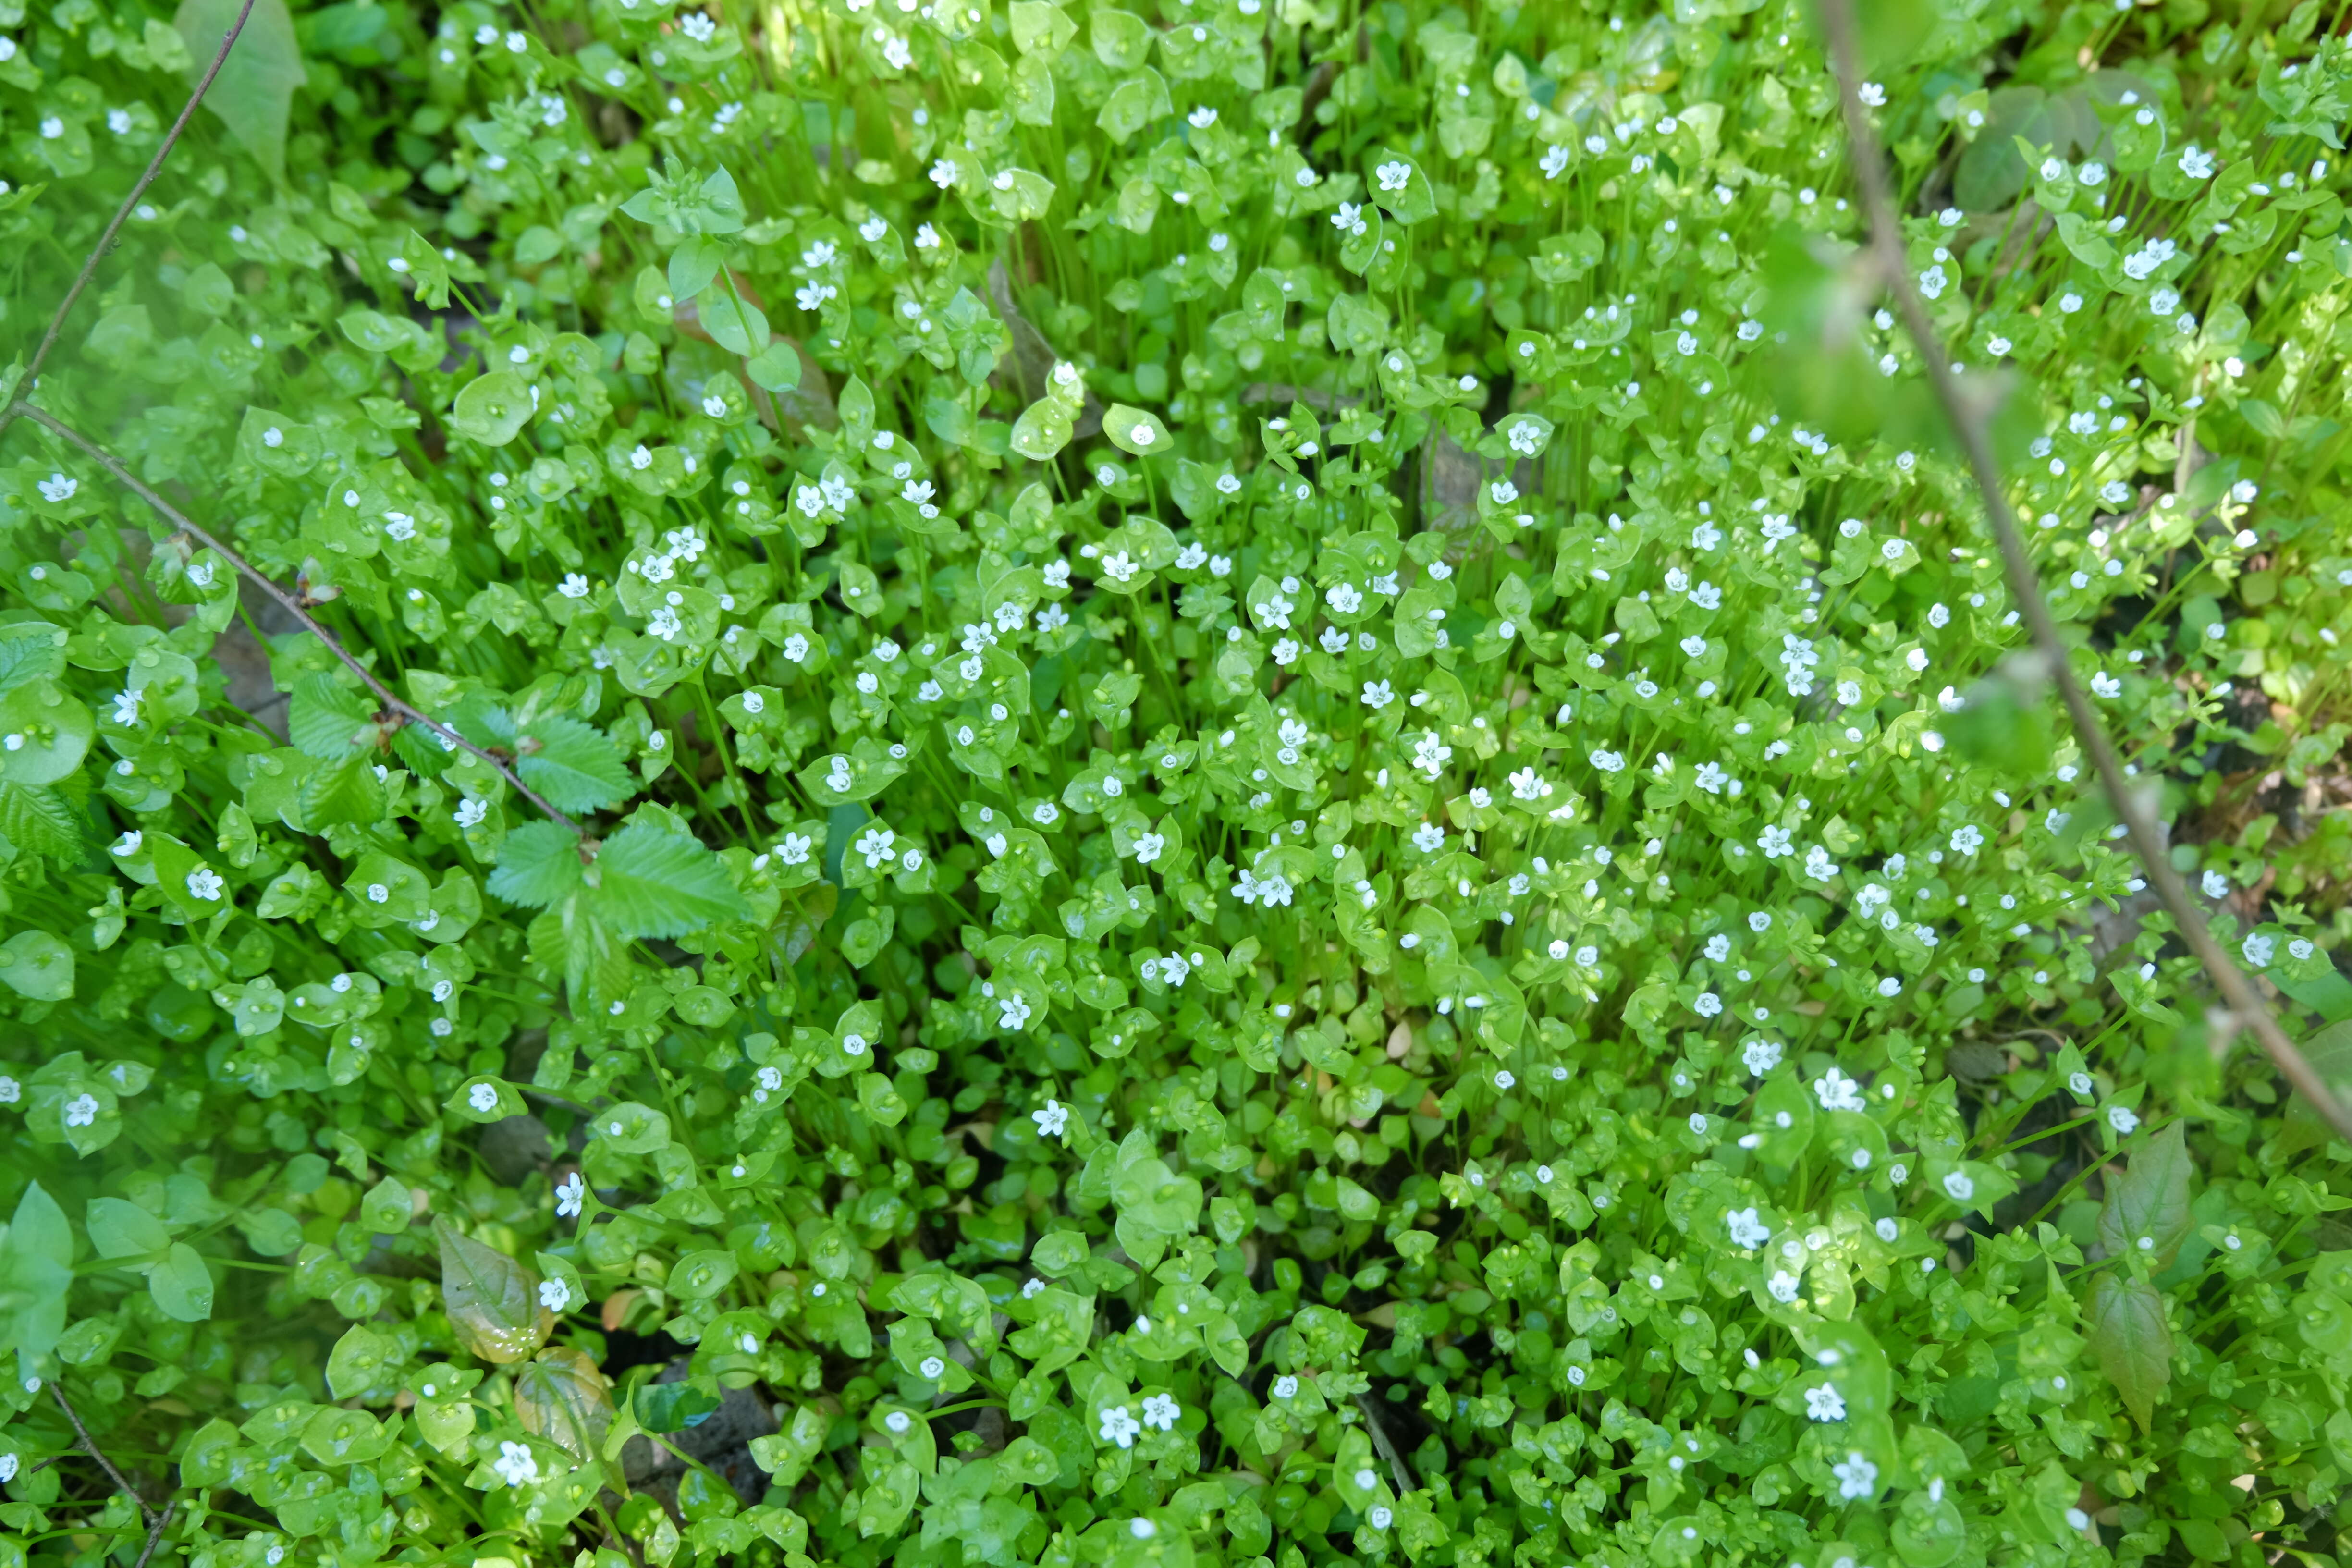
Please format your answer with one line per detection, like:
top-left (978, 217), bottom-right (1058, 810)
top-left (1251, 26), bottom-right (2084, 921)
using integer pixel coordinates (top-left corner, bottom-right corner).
top-left (52, 1384), bottom-right (158, 1526)
top-left (0, 0), bottom-right (586, 840)
top-left (9, 0), bottom-right (263, 397)
top-left (1818, 0), bottom-right (2352, 1147)
top-left (6, 400), bottom-right (582, 835)
top-left (134, 1501), bottom-right (180, 1568)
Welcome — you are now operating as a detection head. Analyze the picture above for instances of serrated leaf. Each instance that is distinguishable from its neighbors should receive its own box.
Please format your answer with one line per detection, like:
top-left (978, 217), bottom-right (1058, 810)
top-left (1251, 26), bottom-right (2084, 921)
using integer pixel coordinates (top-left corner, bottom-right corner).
top-left (2086, 1272), bottom-right (2171, 1431)
top-left (2096, 1120), bottom-right (2192, 1267)
top-left (489, 821), bottom-right (589, 910)
top-left (0, 783), bottom-right (83, 860)
top-left (289, 673), bottom-right (376, 759)
top-left (589, 821), bottom-right (747, 939)
top-left (298, 754), bottom-right (388, 829)
top-left (516, 714), bottom-right (633, 812)
top-left (435, 1215), bottom-right (552, 1364)
top-left (0, 622), bottom-right (66, 695)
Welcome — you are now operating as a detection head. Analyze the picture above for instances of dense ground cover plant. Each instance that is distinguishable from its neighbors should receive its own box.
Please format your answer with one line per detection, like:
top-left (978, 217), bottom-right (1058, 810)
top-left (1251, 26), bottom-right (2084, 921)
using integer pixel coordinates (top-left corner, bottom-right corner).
top-left (5, 0), bottom-right (2352, 1567)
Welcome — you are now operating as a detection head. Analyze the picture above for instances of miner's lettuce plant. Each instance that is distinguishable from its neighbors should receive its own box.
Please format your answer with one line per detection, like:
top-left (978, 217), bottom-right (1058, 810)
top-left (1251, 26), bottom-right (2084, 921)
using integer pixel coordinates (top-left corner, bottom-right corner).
top-left (1, 2), bottom-right (2351, 1568)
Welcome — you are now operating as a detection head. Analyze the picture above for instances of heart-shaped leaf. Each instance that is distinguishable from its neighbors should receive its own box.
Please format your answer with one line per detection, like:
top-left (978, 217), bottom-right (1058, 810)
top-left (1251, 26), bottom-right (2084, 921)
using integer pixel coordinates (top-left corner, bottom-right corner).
top-left (435, 1215), bottom-right (552, 1363)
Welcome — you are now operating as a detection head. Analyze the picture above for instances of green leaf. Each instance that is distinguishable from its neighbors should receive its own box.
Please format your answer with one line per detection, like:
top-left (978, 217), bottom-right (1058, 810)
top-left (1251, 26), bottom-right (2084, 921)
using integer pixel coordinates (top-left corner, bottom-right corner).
top-left (0, 782), bottom-right (87, 860)
top-left (0, 677), bottom-right (94, 785)
top-left (590, 821), bottom-right (747, 939)
top-left (2096, 1120), bottom-right (2193, 1267)
top-left (150, 1243), bottom-right (215, 1322)
top-left (2284, 1018), bottom-right (2352, 1148)
top-left (289, 673), bottom-right (375, 760)
top-left (1101, 404), bottom-right (1171, 457)
top-left (435, 1215), bottom-right (553, 1364)
top-left (488, 821), bottom-right (588, 910)
top-left (0, 930), bottom-right (74, 1001)
top-left (448, 1075), bottom-right (526, 1123)
top-left (2086, 1272), bottom-right (2171, 1431)
top-left (327, 1325), bottom-right (392, 1398)
top-left (514, 1347), bottom-right (615, 1463)
top-left (1096, 68), bottom-right (1173, 143)
top-left (1368, 151), bottom-right (1437, 225)
top-left (668, 235), bottom-right (724, 305)
top-left (175, 0), bottom-right (303, 180)
top-left (698, 286), bottom-right (772, 356)
top-left (639, 1378), bottom-right (723, 1434)
top-left (667, 1248), bottom-right (739, 1299)
top-left (1011, 397), bottom-right (1075, 461)
top-left (86, 1196), bottom-right (170, 1261)
top-left (591, 1100), bottom-right (672, 1155)
top-left (451, 370), bottom-right (533, 446)
top-left (747, 339), bottom-right (803, 392)
top-left (516, 714), bottom-right (633, 812)
top-left (0, 1183), bottom-right (74, 1365)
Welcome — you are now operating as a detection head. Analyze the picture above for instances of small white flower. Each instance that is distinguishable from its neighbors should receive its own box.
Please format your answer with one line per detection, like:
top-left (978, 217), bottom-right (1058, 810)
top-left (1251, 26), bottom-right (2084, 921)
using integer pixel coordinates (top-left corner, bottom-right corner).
top-left (1726, 1207), bottom-right (1770, 1249)
top-left (494, 1441), bottom-right (539, 1488)
top-left (1942, 1170), bottom-right (1976, 1202)
top-left (539, 1278), bottom-right (571, 1312)
top-left (1375, 159), bottom-right (1411, 191)
top-left (555, 1173), bottom-right (585, 1217)
top-left (1140, 1393), bottom-right (1179, 1430)
top-left (1767, 1270), bottom-right (1801, 1303)
top-left (1813, 1068), bottom-right (1864, 1112)
top-left (2107, 1104), bottom-right (2141, 1135)
top-left (1098, 1405), bottom-right (1141, 1448)
top-left (1033, 1099), bottom-right (1070, 1139)
top-left (63, 1093), bottom-right (101, 1129)
top-left (186, 867), bottom-right (226, 902)
top-left (2178, 143), bottom-right (2216, 180)
top-left (468, 1082), bottom-right (501, 1114)
top-left (37, 473), bottom-right (78, 503)
top-left (2242, 932), bottom-right (2275, 968)
top-left (1804, 1383), bottom-right (1847, 1422)
top-left (1833, 1452), bottom-right (1878, 1500)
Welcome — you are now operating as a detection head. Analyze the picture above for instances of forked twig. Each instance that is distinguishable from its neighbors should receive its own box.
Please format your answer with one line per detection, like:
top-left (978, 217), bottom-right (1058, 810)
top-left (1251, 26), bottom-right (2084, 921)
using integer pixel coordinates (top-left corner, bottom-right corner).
top-left (1818, 0), bottom-right (2352, 1146)
top-left (7, 401), bottom-right (581, 836)
top-left (10, 0), bottom-right (263, 396)
top-left (52, 1384), bottom-right (158, 1526)
top-left (133, 1501), bottom-right (180, 1568)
